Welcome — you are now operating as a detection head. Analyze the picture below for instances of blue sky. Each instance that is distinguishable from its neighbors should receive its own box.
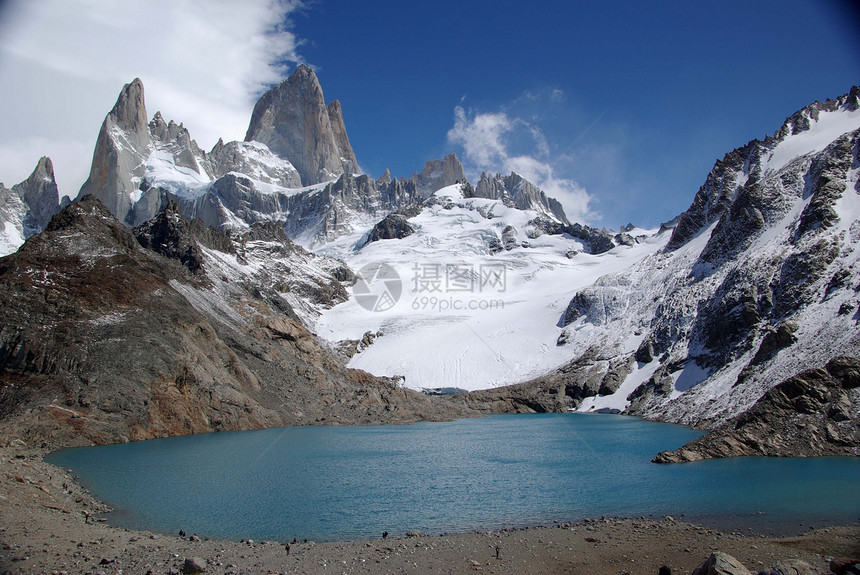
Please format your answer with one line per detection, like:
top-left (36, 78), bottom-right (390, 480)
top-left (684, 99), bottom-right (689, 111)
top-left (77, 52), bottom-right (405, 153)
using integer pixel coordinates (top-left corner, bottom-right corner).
top-left (291, 0), bottom-right (859, 227)
top-left (0, 0), bottom-right (857, 228)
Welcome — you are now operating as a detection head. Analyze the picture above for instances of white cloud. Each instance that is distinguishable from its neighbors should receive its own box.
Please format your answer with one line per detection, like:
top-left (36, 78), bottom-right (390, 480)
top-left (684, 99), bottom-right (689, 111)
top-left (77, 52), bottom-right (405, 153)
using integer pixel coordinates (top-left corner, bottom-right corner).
top-left (447, 106), bottom-right (593, 223)
top-left (0, 0), bottom-right (304, 197)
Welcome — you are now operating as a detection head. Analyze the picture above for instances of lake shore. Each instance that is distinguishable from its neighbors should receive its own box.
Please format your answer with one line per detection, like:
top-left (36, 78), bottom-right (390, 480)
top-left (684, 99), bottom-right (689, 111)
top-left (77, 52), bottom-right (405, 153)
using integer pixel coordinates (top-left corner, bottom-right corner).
top-left (2, 446), bottom-right (857, 575)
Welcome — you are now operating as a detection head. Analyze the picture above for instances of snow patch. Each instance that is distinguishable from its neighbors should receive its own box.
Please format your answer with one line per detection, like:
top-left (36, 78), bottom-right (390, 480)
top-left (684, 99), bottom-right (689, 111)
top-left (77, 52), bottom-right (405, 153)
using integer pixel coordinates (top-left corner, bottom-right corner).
top-left (0, 220), bottom-right (25, 256)
top-left (765, 107), bottom-right (860, 175)
top-left (577, 361), bottom-right (662, 413)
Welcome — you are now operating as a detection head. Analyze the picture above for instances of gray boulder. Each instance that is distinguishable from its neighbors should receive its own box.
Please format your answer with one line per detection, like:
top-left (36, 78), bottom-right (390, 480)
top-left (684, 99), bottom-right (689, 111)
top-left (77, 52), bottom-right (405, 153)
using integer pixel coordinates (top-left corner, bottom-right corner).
top-left (769, 559), bottom-right (823, 575)
top-left (182, 556), bottom-right (207, 574)
top-left (691, 552), bottom-right (752, 575)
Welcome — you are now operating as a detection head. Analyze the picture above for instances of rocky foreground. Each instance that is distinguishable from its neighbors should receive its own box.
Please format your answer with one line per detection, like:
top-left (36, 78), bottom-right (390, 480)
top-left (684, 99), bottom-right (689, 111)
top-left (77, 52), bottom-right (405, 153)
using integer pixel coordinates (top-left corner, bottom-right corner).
top-left (0, 196), bottom-right (476, 450)
top-left (1, 447), bottom-right (858, 575)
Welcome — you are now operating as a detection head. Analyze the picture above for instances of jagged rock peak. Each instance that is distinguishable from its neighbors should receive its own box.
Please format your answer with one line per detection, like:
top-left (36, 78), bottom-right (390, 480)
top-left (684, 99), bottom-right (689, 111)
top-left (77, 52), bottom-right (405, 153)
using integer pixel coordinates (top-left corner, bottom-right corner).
top-left (378, 168), bottom-right (393, 185)
top-left (109, 78), bottom-right (149, 137)
top-left (77, 78), bottom-right (152, 223)
top-left (775, 85), bottom-right (860, 140)
top-left (474, 170), bottom-right (569, 224)
top-left (244, 64), bottom-right (359, 186)
top-left (411, 153), bottom-right (466, 197)
top-left (0, 156), bottom-right (62, 255)
top-left (14, 156), bottom-right (60, 232)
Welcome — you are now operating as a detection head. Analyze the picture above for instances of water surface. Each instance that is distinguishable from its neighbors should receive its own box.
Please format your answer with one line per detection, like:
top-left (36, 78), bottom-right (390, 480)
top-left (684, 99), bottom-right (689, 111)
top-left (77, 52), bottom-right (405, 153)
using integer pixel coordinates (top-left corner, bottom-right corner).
top-left (47, 414), bottom-right (860, 541)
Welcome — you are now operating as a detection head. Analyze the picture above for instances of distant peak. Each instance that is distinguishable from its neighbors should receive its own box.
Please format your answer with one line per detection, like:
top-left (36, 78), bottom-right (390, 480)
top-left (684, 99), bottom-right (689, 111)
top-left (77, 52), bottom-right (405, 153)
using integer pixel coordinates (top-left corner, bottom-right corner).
top-left (244, 63), bottom-right (356, 186)
top-left (293, 63), bottom-right (316, 77)
top-left (34, 156), bottom-right (55, 181)
top-left (269, 64), bottom-right (322, 94)
top-left (109, 77), bottom-right (148, 134)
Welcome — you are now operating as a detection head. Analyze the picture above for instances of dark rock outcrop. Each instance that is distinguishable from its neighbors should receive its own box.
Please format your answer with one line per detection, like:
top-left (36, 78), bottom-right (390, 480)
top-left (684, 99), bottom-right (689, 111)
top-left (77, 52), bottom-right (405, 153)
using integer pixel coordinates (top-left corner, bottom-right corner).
top-left (363, 206), bottom-right (420, 245)
top-left (133, 200), bottom-right (233, 273)
top-left (653, 357), bottom-right (860, 462)
top-left (564, 223), bottom-right (615, 254)
top-left (448, 350), bottom-right (634, 414)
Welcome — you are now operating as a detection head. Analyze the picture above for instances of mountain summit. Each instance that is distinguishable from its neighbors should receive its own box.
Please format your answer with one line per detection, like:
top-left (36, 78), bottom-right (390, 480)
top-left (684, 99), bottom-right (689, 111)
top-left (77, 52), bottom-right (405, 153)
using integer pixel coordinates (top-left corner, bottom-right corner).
top-left (245, 64), bottom-right (359, 186)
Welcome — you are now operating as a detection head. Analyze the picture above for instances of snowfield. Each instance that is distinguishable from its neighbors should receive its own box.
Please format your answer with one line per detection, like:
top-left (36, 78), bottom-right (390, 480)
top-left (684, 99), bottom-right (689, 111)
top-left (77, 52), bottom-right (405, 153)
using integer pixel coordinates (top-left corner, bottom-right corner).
top-left (313, 96), bottom-right (860, 427)
top-left (314, 184), bottom-right (667, 391)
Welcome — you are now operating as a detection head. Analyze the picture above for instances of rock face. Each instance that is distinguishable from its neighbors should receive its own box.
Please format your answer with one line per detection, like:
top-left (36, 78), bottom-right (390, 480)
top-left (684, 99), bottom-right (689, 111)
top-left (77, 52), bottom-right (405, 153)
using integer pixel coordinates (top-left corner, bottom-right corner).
top-left (244, 64), bottom-right (358, 186)
top-left (75, 78), bottom-right (215, 226)
top-left (0, 157), bottom-right (60, 255)
top-left (411, 154), bottom-right (466, 197)
top-left (207, 139), bottom-right (302, 188)
top-left (77, 78), bottom-right (152, 223)
top-left (474, 171), bottom-right (570, 224)
top-left (653, 356), bottom-right (860, 462)
top-left (0, 197), bottom-right (475, 449)
top-left (12, 156), bottom-right (60, 233)
top-left (545, 86), bottom-right (860, 430)
top-left (668, 86), bottom-right (860, 251)
top-left (363, 206), bottom-right (420, 245)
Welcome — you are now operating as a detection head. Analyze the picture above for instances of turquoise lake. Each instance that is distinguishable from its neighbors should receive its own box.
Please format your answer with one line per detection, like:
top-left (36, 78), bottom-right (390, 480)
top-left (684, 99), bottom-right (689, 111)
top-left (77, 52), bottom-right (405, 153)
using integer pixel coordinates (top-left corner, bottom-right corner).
top-left (46, 414), bottom-right (860, 542)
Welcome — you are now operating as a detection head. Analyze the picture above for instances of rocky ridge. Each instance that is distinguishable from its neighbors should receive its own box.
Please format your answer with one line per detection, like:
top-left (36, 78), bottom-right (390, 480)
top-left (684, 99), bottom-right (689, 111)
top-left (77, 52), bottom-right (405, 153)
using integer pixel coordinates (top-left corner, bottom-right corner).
top-left (474, 171), bottom-right (570, 224)
top-left (65, 70), bottom-right (475, 247)
top-left (0, 197), bottom-right (474, 449)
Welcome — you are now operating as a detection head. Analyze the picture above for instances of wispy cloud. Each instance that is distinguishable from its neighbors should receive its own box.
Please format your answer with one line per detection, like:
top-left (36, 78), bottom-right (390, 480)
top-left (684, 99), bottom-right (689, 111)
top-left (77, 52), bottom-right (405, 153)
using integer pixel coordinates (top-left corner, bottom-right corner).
top-left (447, 103), bottom-right (593, 223)
top-left (0, 0), bottom-right (304, 197)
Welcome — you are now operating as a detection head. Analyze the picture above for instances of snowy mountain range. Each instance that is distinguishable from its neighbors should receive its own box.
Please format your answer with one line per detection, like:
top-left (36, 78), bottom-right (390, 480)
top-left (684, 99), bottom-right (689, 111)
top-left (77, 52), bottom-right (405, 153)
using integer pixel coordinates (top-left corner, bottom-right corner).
top-left (1, 66), bottom-right (858, 448)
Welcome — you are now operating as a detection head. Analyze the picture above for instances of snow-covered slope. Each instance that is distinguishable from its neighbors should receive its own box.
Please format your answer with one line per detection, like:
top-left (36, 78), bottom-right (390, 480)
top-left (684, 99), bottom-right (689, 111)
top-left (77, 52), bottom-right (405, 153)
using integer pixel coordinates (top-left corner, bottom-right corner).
top-left (317, 87), bottom-right (860, 430)
top-left (565, 87), bottom-right (860, 426)
top-left (314, 184), bottom-right (663, 390)
top-left (0, 189), bottom-right (28, 256)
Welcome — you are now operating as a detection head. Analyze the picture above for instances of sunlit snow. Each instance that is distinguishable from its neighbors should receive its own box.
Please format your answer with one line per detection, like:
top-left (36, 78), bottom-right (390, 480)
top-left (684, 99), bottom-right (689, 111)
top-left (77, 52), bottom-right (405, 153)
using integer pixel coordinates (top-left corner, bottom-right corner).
top-left (314, 185), bottom-right (667, 391)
